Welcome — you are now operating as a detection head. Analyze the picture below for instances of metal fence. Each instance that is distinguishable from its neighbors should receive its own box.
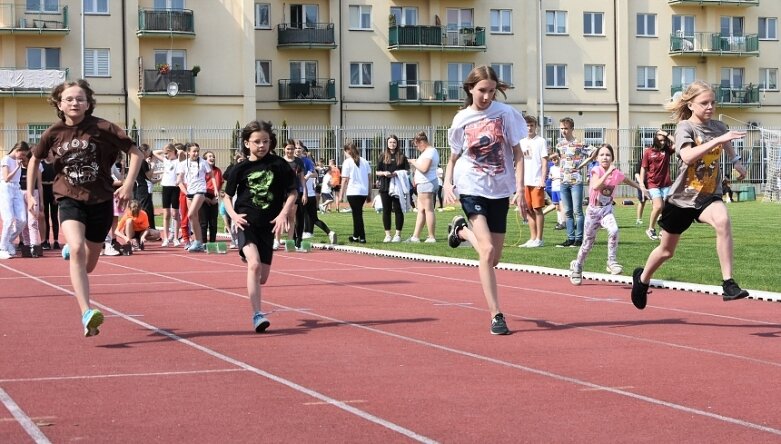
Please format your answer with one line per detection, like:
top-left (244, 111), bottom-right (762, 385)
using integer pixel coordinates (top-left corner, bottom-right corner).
top-left (1, 124), bottom-right (776, 199)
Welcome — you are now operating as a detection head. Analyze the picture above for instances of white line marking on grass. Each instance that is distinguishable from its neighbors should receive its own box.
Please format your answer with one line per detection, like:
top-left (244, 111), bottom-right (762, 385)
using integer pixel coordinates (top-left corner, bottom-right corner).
top-left (0, 387), bottom-right (51, 444)
top-left (0, 368), bottom-right (245, 384)
top-left (108, 260), bottom-right (781, 437)
top-left (1, 265), bottom-right (439, 444)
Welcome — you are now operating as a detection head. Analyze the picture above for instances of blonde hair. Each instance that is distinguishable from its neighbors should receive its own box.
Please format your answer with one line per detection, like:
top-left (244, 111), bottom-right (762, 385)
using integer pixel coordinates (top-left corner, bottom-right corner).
top-left (664, 80), bottom-right (714, 122)
top-left (128, 199), bottom-right (141, 217)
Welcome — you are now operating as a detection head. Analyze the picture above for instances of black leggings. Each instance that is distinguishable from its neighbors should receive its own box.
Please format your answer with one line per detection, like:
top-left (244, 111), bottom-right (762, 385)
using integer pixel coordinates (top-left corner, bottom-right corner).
top-left (347, 195), bottom-right (367, 240)
top-left (379, 191), bottom-right (404, 231)
top-left (42, 185), bottom-right (59, 243)
top-left (199, 201), bottom-right (219, 243)
top-left (295, 198), bottom-right (331, 246)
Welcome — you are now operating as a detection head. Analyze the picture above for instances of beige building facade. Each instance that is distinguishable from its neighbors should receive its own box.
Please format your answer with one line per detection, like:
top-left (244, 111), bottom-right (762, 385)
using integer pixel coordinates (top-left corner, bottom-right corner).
top-left (0, 0), bottom-right (779, 152)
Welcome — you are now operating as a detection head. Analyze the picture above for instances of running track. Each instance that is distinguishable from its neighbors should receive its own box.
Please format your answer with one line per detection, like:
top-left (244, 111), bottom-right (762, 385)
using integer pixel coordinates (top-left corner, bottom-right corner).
top-left (1, 245), bottom-right (779, 443)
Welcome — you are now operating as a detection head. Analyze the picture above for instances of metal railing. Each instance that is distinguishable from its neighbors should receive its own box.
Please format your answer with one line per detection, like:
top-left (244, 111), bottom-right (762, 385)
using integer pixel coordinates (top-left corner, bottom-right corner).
top-left (388, 80), bottom-right (466, 103)
top-left (389, 25), bottom-right (486, 50)
top-left (277, 23), bottom-right (335, 47)
top-left (141, 69), bottom-right (195, 94)
top-left (0, 3), bottom-right (68, 30)
top-left (138, 8), bottom-right (194, 34)
top-left (277, 78), bottom-right (336, 101)
top-left (668, 0), bottom-right (758, 6)
top-left (669, 32), bottom-right (759, 55)
top-left (671, 84), bottom-right (761, 106)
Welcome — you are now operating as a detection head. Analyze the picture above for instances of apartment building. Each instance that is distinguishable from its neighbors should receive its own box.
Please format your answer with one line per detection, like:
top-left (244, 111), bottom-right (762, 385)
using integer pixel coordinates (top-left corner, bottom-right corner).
top-left (0, 1), bottom-right (779, 152)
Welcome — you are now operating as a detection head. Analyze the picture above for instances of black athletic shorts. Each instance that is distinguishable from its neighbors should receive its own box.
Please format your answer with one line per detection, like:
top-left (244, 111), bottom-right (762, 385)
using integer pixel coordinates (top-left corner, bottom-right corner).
top-left (161, 186), bottom-right (180, 209)
top-left (658, 196), bottom-right (722, 235)
top-left (459, 194), bottom-right (510, 234)
top-left (57, 198), bottom-right (114, 243)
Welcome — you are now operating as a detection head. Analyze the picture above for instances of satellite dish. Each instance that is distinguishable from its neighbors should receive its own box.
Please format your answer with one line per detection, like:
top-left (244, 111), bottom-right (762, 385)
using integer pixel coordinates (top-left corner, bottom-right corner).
top-left (671, 91), bottom-right (683, 102)
top-left (166, 82), bottom-right (179, 97)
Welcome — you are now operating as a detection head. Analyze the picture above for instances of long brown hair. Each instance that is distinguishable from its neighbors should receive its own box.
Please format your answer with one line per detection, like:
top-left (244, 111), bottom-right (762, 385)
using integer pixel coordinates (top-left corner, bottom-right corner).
top-left (343, 142), bottom-right (360, 164)
top-left (48, 79), bottom-right (97, 122)
top-left (462, 65), bottom-right (508, 109)
top-left (382, 134), bottom-right (405, 166)
top-left (664, 80), bottom-right (714, 123)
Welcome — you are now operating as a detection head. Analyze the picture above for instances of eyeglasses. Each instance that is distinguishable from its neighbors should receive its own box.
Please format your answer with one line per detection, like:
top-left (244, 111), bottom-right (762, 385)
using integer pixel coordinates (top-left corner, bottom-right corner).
top-left (61, 97), bottom-right (87, 104)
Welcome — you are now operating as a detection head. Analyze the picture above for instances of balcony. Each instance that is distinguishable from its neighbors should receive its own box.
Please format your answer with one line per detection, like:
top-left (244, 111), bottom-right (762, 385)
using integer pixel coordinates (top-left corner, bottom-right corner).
top-left (278, 79), bottom-right (336, 103)
top-left (669, 32), bottom-right (759, 57)
top-left (388, 25), bottom-right (486, 52)
top-left (137, 8), bottom-right (194, 38)
top-left (277, 23), bottom-right (336, 49)
top-left (389, 80), bottom-right (465, 105)
top-left (0, 68), bottom-right (67, 95)
top-left (139, 69), bottom-right (195, 97)
top-left (0, 4), bottom-right (69, 35)
top-left (671, 84), bottom-right (760, 108)
top-left (668, 0), bottom-right (758, 6)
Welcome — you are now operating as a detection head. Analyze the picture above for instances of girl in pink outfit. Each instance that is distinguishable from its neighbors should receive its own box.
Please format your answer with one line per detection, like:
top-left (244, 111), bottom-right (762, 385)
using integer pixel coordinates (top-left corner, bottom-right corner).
top-left (569, 144), bottom-right (648, 285)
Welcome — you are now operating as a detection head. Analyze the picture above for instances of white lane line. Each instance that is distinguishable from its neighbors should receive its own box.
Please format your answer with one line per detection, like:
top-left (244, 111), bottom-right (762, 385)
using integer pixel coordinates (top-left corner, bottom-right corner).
top-left (0, 368), bottom-right (245, 384)
top-left (1, 264), bottom-right (438, 444)
top-left (0, 387), bottom-right (51, 444)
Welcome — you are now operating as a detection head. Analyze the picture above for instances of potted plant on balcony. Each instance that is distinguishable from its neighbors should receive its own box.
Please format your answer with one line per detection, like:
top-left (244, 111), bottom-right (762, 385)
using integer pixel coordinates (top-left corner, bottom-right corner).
top-left (191, 65), bottom-right (201, 77)
top-left (157, 63), bottom-right (170, 75)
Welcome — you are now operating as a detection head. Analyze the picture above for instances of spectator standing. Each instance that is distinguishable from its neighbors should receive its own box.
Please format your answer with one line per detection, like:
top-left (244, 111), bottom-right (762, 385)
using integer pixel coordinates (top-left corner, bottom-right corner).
top-left (641, 129), bottom-right (675, 240)
top-left (555, 117), bottom-right (597, 248)
top-left (519, 115), bottom-right (548, 248)
top-left (376, 134), bottom-right (410, 242)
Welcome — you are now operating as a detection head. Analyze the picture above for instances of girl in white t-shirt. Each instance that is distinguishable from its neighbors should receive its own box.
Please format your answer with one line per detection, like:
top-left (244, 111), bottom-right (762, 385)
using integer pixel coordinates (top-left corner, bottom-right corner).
top-left (0, 142), bottom-right (31, 259)
top-left (152, 143), bottom-right (182, 246)
top-left (340, 142), bottom-right (371, 243)
top-left (177, 142), bottom-right (212, 252)
top-left (407, 131), bottom-right (439, 242)
top-left (443, 65), bottom-right (528, 335)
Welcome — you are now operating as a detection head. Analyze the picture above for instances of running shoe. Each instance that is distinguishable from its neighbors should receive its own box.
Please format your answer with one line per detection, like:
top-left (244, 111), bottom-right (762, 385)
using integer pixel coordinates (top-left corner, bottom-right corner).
top-left (722, 279), bottom-right (749, 301)
top-left (383, 234), bottom-right (392, 243)
top-left (606, 262), bottom-right (624, 275)
top-left (490, 313), bottom-right (510, 335)
top-left (328, 231), bottom-right (337, 245)
top-left (253, 312), bottom-right (270, 333)
top-left (448, 215), bottom-right (467, 248)
top-left (61, 244), bottom-right (70, 260)
top-left (569, 260), bottom-right (582, 286)
top-left (645, 228), bottom-right (659, 241)
top-left (82, 308), bottom-right (104, 337)
top-left (631, 267), bottom-right (649, 310)
top-left (187, 240), bottom-right (204, 252)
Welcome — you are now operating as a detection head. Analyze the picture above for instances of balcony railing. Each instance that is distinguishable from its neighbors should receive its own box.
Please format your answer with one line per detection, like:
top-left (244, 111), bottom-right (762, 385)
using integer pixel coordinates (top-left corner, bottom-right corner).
top-left (668, 0), bottom-right (758, 6)
top-left (137, 8), bottom-right (194, 37)
top-left (0, 4), bottom-right (69, 34)
top-left (669, 32), bottom-right (759, 56)
top-left (140, 69), bottom-right (195, 95)
top-left (277, 23), bottom-right (336, 48)
top-left (671, 84), bottom-right (760, 107)
top-left (389, 80), bottom-right (466, 104)
top-left (0, 68), bottom-right (67, 95)
top-left (388, 25), bottom-right (486, 51)
top-left (278, 79), bottom-right (336, 103)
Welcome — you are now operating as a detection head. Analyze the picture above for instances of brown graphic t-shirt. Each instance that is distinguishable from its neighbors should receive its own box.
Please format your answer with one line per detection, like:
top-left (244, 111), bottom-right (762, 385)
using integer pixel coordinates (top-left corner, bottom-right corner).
top-left (32, 115), bottom-right (135, 204)
top-left (668, 119), bottom-right (729, 209)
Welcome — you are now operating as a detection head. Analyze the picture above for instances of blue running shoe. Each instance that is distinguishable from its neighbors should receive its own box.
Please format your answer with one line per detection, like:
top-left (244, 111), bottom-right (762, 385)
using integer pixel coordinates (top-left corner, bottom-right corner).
top-left (82, 308), bottom-right (104, 337)
top-left (62, 244), bottom-right (70, 260)
top-left (253, 312), bottom-right (270, 333)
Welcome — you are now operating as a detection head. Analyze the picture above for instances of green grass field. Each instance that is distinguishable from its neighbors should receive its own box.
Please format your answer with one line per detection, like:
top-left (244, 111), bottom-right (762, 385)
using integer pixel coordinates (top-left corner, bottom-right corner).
top-left (297, 199), bottom-right (779, 293)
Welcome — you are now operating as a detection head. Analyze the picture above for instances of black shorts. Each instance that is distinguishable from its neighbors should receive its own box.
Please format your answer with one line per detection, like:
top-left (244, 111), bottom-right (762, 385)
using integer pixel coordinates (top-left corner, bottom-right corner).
top-left (459, 194), bottom-right (510, 234)
top-left (57, 198), bottom-right (114, 243)
top-left (237, 222), bottom-right (274, 265)
top-left (161, 186), bottom-right (180, 209)
top-left (658, 196), bottom-right (722, 235)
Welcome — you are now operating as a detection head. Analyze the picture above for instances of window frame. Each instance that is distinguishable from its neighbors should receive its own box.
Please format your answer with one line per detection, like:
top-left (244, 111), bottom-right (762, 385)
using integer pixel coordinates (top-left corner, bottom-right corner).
top-left (84, 0), bottom-right (108, 14)
top-left (583, 128), bottom-right (605, 147)
top-left (636, 66), bottom-right (657, 90)
top-left (26, 47), bottom-right (60, 70)
top-left (26, 0), bottom-right (59, 13)
top-left (545, 10), bottom-right (567, 35)
top-left (545, 64), bottom-right (567, 88)
top-left (583, 12), bottom-right (604, 37)
top-left (349, 5), bottom-right (372, 31)
top-left (84, 48), bottom-right (110, 77)
top-left (255, 60), bottom-right (271, 86)
top-left (584, 64), bottom-right (605, 89)
top-left (255, 3), bottom-right (271, 29)
top-left (672, 66), bottom-right (696, 90)
top-left (759, 68), bottom-right (778, 91)
top-left (390, 6), bottom-right (418, 27)
top-left (490, 63), bottom-right (513, 87)
top-left (349, 62), bottom-right (373, 87)
top-left (759, 17), bottom-right (778, 40)
top-left (490, 9), bottom-right (512, 34)
top-left (636, 13), bottom-right (657, 37)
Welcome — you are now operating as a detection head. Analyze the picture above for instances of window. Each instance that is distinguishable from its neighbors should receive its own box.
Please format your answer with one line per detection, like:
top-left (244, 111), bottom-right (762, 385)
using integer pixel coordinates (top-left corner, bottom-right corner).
top-left (26, 48), bottom-right (60, 69)
top-left (349, 5), bottom-right (371, 30)
top-left (154, 50), bottom-right (186, 70)
top-left (290, 4), bottom-right (318, 29)
top-left (491, 64), bottom-right (513, 87)
top-left (637, 66), bottom-right (657, 90)
top-left (759, 17), bottom-right (778, 40)
top-left (84, 0), bottom-right (108, 14)
top-left (255, 60), bottom-right (270, 85)
top-left (546, 64), bottom-right (567, 88)
top-left (584, 65), bottom-right (604, 88)
top-left (26, 0), bottom-right (58, 13)
top-left (583, 128), bottom-right (604, 147)
top-left (760, 68), bottom-right (778, 90)
top-left (390, 6), bottom-right (417, 26)
top-left (637, 13), bottom-right (656, 37)
top-left (720, 67), bottom-right (744, 89)
top-left (448, 63), bottom-right (473, 84)
top-left (490, 9), bottom-right (511, 33)
top-left (672, 15), bottom-right (695, 37)
top-left (672, 66), bottom-right (696, 89)
top-left (154, 0), bottom-right (183, 9)
top-left (721, 16), bottom-right (744, 37)
top-left (84, 49), bottom-right (109, 77)
top-left (638, 128), bottom-right (656, 150)
top-left (255, 3), bottom-right (270, 29)
top-left (290, 61), bottom-right (316, 84)
top-left (391, 63), bottom-right (419, 100)
top-left (350, 62), bottom-right (372, 86)
top-left (583, 12), bottom-right (603, 36)
top-left (546, 11), bottom-right (566, 35)
top-left (27, 124), bottom-right (48, 145)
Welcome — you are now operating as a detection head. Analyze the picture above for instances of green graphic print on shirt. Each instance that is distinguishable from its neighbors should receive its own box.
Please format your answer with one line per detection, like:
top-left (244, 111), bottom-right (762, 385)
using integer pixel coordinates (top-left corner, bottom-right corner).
top-left (247, 169), bottom-right (275, 209)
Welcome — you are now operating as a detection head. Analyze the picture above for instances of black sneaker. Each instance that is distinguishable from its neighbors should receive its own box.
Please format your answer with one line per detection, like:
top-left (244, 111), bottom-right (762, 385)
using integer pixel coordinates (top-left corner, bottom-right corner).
top-left (573, 240), bottom-right (582, 247)
top-left (556, 239), bottom-right (575, 248)
top-left (631, 267), bottom-right (649, 310)
top-left (52, 241), bottom-right (61, 250)
top-left (41, 241), bottom-right (51, 250)
top-left (448, 215), bottom-right (467, 248)
top-left (554, 223), bottom-right (566, 230)
top-left (722, 279), bottom-right (749, 301)
top-left (491, 313), bottom-right (510, 335)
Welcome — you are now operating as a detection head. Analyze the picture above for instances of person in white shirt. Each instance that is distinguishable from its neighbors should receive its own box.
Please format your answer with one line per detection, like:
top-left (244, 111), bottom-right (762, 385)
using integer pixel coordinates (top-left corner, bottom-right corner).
top-left (0, 142), bottom-right (30, 259)
top-left (443, 65), bottom-right (528, 335)
top-left (518, 115), bottom-right (549, 248)
top-left (151, 143), bottom-right (182, 247)
top-left (177, 142), bottom-right (212, 252)
top-left (340, 142), bottom-right (371, 243)
top-left (407, 131), bottom-right (439, 242)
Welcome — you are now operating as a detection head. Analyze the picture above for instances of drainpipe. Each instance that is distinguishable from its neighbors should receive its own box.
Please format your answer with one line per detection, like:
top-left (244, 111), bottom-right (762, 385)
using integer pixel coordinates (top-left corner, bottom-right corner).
top-left (122, 0), bottom-right (129, 129)
top-left (338, 0), bottom-right (344, 128)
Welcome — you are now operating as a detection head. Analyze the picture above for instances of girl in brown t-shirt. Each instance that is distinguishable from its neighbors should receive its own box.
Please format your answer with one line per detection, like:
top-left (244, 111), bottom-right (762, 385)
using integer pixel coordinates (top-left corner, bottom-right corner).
top-left (27, 79), bottom-right (144, 338)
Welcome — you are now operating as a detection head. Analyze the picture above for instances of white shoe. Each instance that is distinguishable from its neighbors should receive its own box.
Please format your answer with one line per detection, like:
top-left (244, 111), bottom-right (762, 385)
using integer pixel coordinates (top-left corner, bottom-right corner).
top-left (273, 239), bottom-right (280, 250)
top-left (328, 231), bottom-right (337, 244)
top-left (405, 237), bottom-right (421, 243)
top-left (527, 239), bottom-right (543, 248)
top-left (391, 234), bottom-right (401, 243)
top-left (518, 239), bottom-right (533, 248)
top-left (302, 232), bottom-right (313, 239)
top-left (383, 234), bottom-right (392, 243)
top-left (0, 250), bottom-right (11, 260)
top-left (161, 238), bottom-right (169, 247)
top-left (172, 238), bottom-right (181, 247)
top-left (424, 237), bottom-right (436, 243)
top-left (104, 244), bottom-right (121, 257)
top-left (569, 260), bottom-right (582, 286)
top-left (606, 262), bottom-right (624, 275)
